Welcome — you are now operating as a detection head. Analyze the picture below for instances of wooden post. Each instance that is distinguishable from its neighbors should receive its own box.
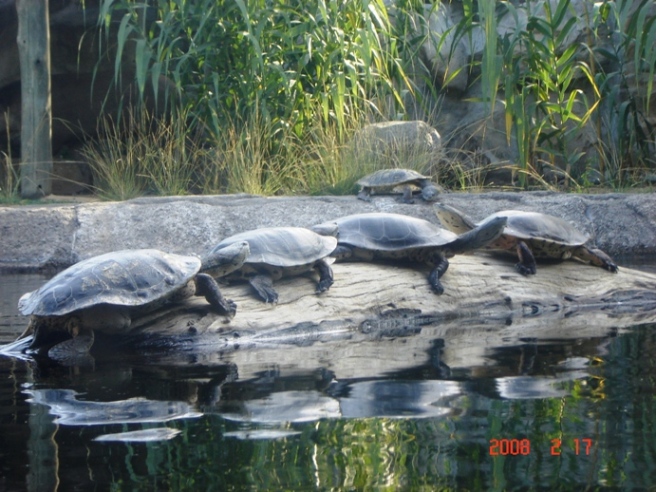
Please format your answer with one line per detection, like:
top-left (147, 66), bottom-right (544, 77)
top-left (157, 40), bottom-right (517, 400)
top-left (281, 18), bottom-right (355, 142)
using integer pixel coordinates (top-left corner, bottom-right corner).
top-left (16, 0), bottom-right (53, 199)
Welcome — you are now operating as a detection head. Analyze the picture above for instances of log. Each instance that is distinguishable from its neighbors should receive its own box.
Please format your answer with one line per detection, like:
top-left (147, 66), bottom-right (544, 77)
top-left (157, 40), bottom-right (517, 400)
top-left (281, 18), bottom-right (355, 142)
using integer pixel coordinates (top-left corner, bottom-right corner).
top-left (126, 254), bottom-right (656, 379)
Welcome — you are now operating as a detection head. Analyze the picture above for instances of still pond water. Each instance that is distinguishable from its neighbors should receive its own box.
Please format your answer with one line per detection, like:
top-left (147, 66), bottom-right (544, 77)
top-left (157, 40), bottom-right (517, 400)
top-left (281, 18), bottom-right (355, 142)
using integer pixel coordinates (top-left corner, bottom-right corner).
top-left (1, 263), bottom-right (656, 491)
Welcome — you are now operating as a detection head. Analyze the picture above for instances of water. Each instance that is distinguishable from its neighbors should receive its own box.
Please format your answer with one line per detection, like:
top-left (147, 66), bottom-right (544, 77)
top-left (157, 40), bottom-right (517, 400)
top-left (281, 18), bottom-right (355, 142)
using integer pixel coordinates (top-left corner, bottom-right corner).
top-left (2, 264), bottom-right (656, 490)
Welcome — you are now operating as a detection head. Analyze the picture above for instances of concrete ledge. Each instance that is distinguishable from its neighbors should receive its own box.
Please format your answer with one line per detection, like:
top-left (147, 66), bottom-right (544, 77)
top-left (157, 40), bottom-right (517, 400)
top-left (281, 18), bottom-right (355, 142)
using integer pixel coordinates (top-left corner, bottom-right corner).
top-left (2, 191), bottom-right (656, 271)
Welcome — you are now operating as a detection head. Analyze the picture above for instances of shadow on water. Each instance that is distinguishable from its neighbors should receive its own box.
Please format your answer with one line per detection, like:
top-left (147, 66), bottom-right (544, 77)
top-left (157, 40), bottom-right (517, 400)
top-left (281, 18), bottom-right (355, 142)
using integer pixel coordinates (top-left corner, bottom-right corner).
top-left (2, 265), bottom-right (656, 490)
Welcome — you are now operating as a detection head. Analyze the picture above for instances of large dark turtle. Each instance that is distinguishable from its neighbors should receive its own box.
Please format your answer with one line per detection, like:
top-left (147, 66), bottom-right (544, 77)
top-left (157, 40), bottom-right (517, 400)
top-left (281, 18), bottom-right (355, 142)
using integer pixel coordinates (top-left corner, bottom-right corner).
top-left (312, 212), bottom-right (506, 295)
top-left (208, 227), bottom-right (338, 303)
top-left (16, 246), bottom-right (249, 360)
top-left (356, 169), bottom-right (442, 203)
top-left (434, 203), bottom-right (618, 275)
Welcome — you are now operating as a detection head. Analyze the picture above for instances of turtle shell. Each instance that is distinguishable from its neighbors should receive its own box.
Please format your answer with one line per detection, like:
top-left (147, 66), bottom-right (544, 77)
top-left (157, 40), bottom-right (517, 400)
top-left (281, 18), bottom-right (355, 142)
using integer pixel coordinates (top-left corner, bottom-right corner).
top-left (356, 169), bottom-right (428, 188)
top-left (329, 213), bottom-right (457, 251)
top-left (482, 210), bottom-right (589, 245)
top-left (211, 227), bottom-right (337, 268)
top-left (18, 249), bottom-right (201, 317)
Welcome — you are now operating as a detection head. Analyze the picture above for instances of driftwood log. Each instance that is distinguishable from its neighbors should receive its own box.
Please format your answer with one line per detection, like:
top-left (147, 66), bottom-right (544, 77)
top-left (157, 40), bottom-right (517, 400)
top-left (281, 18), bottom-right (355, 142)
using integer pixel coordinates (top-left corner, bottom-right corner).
top-left (123, 253), bottom-right (656, 378)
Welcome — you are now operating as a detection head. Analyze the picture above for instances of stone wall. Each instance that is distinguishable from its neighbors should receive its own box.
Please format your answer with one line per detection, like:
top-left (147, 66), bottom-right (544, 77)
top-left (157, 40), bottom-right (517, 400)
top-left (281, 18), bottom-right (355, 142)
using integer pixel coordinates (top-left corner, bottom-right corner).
top-left (1, 192), bottom-right (655, 271)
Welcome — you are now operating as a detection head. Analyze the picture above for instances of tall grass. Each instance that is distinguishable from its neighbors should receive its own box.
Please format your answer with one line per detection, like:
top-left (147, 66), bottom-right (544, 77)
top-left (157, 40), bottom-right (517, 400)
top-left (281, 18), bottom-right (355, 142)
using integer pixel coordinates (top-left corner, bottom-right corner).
top-left (591, 0), bottom-right (656, 186)
top-left (0, 111), bottom-right (20, 203)
top-left (80, 107), bottom-right (199, 200)
top-left (86, 0), bottom-right (655, 197)
top-left (450, 0), bottom-right (655, 189)
top-left (97, 0), bottom-right (412, 138)
top-left (91, 0), bottom-right (432, 197)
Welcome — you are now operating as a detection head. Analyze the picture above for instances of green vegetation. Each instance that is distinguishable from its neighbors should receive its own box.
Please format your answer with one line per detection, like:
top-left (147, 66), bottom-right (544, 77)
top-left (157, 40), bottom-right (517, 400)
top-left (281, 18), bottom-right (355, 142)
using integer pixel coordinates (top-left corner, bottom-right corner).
top-left (488, 0), bottom-right (656, 189)
top-left (0, 112), bottom-right (20, 203)
top-left (6, 0), bottom-right (651, 202)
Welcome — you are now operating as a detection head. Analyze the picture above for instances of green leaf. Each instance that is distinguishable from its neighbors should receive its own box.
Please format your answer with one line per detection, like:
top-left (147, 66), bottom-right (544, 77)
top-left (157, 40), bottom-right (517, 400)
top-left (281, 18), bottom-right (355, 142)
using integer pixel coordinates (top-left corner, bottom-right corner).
top-left (115, 13), bottom-right (134, 85)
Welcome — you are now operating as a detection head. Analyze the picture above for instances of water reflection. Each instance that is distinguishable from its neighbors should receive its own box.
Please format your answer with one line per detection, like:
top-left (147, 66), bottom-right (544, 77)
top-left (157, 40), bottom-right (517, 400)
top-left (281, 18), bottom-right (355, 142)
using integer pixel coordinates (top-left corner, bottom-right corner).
top-left (94, 427), bottom-right (182, 442)
top-left (1, 270), bottom-right (656, 489)
top-left (24, 388), bottom-right (202, 425)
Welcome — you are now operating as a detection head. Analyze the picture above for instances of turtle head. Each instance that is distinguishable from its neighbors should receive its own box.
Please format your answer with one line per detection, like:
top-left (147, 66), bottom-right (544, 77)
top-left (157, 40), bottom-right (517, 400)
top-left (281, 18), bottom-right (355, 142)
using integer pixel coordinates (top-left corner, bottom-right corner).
top-left (420, 183), bottom-right (442, 202)
top-left (434, 203), bottom-right (477, 234)
top-left (201, 241), bottom-right (250, 277)
top-left (310, 222), bottom-right (339, 238)
top-left (448, 215), bottom-right (508, 253)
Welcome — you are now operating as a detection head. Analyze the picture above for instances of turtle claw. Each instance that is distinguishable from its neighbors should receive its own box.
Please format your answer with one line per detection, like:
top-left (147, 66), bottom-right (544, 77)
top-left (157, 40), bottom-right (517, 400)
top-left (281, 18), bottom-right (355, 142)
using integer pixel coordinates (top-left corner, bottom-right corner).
top-left (515, 262), bottom-right (537, 276)
top-left (430, 281), bottom-right (445, 296)
top-left (316, 280), bottom-right (333, 294)
top-left (225, 300), bottom-right (238, 318)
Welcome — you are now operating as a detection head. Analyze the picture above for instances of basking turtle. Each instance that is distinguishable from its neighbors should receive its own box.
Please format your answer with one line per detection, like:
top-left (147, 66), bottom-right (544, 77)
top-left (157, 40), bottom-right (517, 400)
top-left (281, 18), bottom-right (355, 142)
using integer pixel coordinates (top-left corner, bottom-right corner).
top-left (312, 212), bottom-right (506, 295)
top-left (16, 246), bottom-right (249, 360)
top-left (208, 227), bottom-right (338, 303)
top-left (434, 203), bottom-right (618, 275)
top-left (356, 169), bottom-right (442, 203)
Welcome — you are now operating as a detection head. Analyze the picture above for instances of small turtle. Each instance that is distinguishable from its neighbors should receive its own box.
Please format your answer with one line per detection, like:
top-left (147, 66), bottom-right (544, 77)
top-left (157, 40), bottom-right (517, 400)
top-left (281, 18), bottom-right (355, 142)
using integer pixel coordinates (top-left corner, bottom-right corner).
top-left (312, 212), bottom-right (506, 294)
top-left (434, 203), bottom-right (618, 275)
top-left (356, 169), bottom-right (442, 203)
top-left (16, 246), bottom-right (249, 360)
top-left (208, 227), bottom-right (338, 303)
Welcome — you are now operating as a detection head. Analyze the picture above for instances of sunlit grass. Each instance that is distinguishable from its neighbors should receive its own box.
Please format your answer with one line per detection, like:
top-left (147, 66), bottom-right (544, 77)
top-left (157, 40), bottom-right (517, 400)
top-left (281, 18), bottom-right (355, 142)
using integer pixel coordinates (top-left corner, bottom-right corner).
top-left (80, 108), bottom-right (200, 201)
top-left (0, 111), bottom-right (20, 204)
top-left (72, 0), bottom-right (656, 199)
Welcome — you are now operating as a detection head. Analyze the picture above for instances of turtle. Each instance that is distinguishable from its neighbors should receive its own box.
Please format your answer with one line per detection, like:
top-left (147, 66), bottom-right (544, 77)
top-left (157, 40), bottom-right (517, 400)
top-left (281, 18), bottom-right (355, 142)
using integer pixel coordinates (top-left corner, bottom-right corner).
top-left (356, 168), bottom-right (442, 203)
top-left (434, 203), bottom-right (618, 275)
top-left (312, 212), bottom-right (507, 295)
top-left (208, 227), bottom-right (338, 303)
top-left (16, 246), bottom-right (250, 360)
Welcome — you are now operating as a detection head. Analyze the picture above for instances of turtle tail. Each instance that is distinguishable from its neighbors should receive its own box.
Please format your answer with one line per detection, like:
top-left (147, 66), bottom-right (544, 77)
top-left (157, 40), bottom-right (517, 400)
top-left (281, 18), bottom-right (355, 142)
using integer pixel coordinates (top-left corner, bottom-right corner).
top-left (447, 216), bottom-right (507, 254)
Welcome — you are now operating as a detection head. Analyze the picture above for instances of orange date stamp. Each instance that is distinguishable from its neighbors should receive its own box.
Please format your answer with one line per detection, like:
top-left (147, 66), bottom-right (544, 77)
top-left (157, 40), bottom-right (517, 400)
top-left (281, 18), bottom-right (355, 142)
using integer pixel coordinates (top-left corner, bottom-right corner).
top-left (489, 438), bottom-right (593, 456)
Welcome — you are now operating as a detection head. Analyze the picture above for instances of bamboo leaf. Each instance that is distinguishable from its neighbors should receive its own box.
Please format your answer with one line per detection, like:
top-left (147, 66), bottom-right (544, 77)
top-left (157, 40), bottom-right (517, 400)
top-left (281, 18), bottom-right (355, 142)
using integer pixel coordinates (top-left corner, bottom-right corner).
top-left (135, 38), bottom-right (150, 96)
top-left (115, 13), bottom-right (134, 84)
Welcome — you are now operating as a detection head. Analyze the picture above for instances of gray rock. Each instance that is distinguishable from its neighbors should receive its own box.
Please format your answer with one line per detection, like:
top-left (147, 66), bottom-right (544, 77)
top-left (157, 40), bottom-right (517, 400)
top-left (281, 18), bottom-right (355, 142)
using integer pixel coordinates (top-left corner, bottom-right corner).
top-left (1, 192), bottom-right (655, 271)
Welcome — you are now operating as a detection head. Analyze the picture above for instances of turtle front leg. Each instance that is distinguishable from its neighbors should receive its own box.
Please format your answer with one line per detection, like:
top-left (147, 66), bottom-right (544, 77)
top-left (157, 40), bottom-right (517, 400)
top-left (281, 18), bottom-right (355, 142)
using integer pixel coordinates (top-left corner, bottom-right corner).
top-left (314, 259), bottom-right (334, 293)
top-left (248, 274), bottom-right (278, 303)
top-left (574, 246), bottom-right (618, 273)
top-left (515, 241), bottom-right (537, 275)
top-left (427, 252), bottom-right (449, 295)
top-left (357, 188), bottom-right (373, 202)
top-left (195, 273), bottom-right (237, 317)
top-left (399, 186), bottom-right (415, 204)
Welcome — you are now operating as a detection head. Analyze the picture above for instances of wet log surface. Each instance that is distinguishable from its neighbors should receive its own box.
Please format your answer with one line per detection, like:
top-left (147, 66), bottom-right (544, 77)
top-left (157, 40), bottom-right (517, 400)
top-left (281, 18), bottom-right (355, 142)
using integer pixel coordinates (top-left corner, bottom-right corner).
top-left (125, 253), bottom-right (656, 376)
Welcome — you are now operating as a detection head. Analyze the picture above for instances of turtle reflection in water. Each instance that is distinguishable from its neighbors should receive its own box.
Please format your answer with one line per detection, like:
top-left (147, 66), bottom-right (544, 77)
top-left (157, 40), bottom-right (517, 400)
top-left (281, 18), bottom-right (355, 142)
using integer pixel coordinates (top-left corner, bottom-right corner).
top-left (313, 212), bottom-right (507, 295)
top-left (208, 227), bottom-right (338, 303)
top-left (16, 247), bottom-right (249, 361)
top-left (434, 203), bottom-right (618, 275)
top-left (356, 169), bottom-right (442, 203)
